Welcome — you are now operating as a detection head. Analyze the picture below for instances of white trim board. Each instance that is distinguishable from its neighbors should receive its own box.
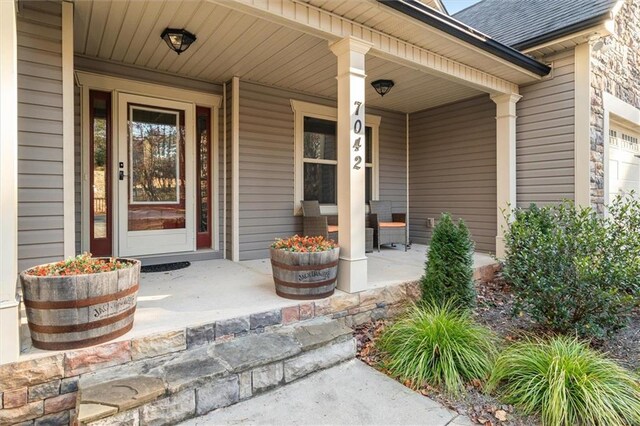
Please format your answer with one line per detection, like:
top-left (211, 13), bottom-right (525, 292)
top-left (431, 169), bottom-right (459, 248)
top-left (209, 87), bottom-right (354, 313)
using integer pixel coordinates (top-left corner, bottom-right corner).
top-left (231, 77), bottom-right (240, 262)
top-left (603, 92), bottom-right (640, 207)
top-left (290, 99), bottom-right (381, 216)
top-left (574, 42), bottom-right (591, 208)
top-left (77, 71), bottom-right (222, 255)
top-left (62, 1), bottom-right (75, 257)
top-left (76, 72), bottom-right (222, 108)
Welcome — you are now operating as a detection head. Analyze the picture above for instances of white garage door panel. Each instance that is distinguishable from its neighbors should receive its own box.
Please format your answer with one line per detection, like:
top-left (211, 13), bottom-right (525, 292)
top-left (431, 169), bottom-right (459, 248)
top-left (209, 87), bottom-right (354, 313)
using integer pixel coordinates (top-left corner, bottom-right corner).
top-left (609, 127), bottom-right (640, 200)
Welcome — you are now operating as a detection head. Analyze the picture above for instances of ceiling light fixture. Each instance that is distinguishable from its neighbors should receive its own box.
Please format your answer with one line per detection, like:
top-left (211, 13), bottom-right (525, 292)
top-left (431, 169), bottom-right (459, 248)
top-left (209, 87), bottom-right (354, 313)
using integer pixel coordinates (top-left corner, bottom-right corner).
top-left (371, 79), bottom-right (395, 97)
top-left (161, 28), bottom-right (197, 55)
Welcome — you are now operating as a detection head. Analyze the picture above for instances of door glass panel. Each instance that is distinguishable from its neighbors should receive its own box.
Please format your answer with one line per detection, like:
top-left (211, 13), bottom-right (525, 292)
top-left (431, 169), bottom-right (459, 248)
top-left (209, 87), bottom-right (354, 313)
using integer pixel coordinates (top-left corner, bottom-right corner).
top-left (196, 107), bottom-right (212, 248)
top-left (128, 105), bottom-right (185, 231)
top-left (90, 91), bottom-right (112, 256)
top-left (93, 99), bottom-right (108, 238)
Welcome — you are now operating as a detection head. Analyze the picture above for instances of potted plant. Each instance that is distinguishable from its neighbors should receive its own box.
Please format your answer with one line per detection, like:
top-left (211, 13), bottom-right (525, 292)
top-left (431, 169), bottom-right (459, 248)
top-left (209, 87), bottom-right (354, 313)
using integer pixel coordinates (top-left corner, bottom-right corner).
top-left (20, 253), bottom-right (141, 350)
top-left (270, 235), bottom-right (339, 300)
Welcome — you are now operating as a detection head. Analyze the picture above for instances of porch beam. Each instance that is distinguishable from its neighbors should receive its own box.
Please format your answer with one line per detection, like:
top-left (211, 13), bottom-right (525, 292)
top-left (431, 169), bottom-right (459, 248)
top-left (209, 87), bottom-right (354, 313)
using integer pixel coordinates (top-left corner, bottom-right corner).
top-left (330, 37), bottom-right (371, 293)
top-left (0, 0), bottom-right (20, 364)
top-left (491, 93), bottom-right (522, 259)
top-left (210, 0), bottom-right (520, 95)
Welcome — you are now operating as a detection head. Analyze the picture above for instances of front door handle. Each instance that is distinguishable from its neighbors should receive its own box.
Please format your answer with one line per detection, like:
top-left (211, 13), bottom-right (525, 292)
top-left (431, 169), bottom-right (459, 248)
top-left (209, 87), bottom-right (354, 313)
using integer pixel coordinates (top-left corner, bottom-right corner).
top-left (119, 170), bottom-right (127, 181)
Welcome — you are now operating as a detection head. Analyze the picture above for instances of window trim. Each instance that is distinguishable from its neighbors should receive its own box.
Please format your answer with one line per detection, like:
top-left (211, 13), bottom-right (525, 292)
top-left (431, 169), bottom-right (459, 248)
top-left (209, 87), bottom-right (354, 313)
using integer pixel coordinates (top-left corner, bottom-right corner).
top-left (291, 99), bottom-right (381, 215)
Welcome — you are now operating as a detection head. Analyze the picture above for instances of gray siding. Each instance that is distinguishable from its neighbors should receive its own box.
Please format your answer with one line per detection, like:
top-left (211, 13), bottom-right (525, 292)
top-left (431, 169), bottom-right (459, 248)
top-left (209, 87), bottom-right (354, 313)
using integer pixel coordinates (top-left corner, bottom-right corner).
top-left (237, 81), bottom-right (407, 260)
top-left (17, 0), bottom-right (64, 271)
top-left (516, 49), bottom-right (575, 207)
top-left (409, 96), bottom-right (497, 253)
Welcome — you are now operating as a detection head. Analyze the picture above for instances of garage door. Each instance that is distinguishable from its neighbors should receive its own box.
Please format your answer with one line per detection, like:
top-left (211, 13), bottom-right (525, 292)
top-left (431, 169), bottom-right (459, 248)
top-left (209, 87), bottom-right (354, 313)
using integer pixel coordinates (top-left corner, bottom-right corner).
top-left (609, 126), bottom-right (640, 200)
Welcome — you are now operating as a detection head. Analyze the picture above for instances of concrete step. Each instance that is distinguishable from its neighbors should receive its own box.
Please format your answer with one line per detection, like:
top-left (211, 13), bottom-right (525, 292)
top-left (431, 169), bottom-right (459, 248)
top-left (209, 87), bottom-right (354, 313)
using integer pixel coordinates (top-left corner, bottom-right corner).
top-left (75, 317), bottom-right (355, 425)
top-left (178, 360), bottom-right (474, 426)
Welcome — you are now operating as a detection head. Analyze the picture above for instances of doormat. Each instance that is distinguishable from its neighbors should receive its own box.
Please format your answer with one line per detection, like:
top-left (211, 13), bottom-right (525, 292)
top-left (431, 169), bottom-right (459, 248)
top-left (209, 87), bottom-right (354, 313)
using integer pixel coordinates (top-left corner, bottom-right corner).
top-left (141, 261), bottom-right (191, 273)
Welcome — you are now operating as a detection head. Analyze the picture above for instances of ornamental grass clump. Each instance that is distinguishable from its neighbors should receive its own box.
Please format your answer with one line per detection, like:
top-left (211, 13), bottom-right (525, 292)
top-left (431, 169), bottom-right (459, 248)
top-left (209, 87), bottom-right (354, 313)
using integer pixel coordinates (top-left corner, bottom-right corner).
top-left (377, 303), bottom-right (497, 395)
top-left (421, 213), bottom-right (475, 309)
top-left (487, 337), bottom-right (640, 426)
top-left (271, 235), bottom-right (337, 252)
top-left (26, 253), bottom-right (130, 276)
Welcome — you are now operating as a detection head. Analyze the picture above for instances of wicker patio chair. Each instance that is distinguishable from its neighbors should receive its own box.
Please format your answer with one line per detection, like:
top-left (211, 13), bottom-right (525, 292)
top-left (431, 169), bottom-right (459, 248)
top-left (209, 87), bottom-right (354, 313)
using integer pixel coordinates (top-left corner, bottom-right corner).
top-left (301, 200), bottom-right (338, 241)
top-left (369, 200), bottom-right (408, 252)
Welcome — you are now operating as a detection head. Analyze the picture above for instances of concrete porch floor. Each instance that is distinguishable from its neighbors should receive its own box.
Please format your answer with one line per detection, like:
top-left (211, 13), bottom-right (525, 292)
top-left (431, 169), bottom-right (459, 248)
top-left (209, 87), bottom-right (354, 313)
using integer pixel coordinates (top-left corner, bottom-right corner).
top-left (19, 245), bottom-right (495, 359)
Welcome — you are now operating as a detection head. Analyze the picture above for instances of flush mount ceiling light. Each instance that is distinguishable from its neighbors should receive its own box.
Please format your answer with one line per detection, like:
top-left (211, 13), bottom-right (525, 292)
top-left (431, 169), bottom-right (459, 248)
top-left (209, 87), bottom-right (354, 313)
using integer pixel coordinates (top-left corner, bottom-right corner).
top-left (371, 79), bottom-right (395, 97)
top-left (161, 28), bottom-right (197, 55)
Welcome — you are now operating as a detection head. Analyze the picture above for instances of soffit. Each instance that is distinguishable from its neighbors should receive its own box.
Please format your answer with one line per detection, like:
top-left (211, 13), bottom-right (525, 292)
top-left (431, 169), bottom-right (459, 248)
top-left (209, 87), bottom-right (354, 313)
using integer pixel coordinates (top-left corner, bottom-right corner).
top-left (304, 0), bottom-right (541, 85)
top-left (73, 0), bottom-right (482, 113)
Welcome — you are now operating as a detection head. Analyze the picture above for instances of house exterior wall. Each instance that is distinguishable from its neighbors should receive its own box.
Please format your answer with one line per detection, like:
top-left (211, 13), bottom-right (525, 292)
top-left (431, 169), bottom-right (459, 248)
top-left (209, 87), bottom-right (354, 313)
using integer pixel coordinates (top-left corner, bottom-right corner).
top-left (516, 49), bottom-right (576, 207)
top-left (16, 0), bottom-right (65, 271)
top-left (590, 0), bottom-right (640, 213)
top-left (237, 81), bottom-right (407, 260)
top-left (408, 95), bottom-right (497, 253)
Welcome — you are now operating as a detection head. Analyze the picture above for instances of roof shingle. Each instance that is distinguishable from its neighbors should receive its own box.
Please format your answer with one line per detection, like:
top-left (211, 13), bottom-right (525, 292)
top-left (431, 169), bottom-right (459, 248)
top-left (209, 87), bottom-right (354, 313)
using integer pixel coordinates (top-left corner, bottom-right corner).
top-left (454, 0), bottom-right (617, 49)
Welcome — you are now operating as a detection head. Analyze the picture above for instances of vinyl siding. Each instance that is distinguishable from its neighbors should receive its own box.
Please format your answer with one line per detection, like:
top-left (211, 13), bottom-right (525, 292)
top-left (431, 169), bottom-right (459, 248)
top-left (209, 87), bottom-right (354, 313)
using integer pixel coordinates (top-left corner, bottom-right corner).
top-left (17, 0), bottom-right (64, 271)
top-left (516, 49), bottom-right (575, 207)
top-left (409, 96), bottom-right (497, 253)
top-left (72, 58), bottom-right (224, 258)
top-left (237, 81), bottom-right (407, 260)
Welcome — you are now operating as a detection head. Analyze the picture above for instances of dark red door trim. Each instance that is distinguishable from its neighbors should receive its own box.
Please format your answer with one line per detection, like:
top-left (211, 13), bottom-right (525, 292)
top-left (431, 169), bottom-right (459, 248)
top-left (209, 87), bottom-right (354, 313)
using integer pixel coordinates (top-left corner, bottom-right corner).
top-left (196, 106), bottom-right (212, 249)
top-left (89, 90), bottom-right (112, 256)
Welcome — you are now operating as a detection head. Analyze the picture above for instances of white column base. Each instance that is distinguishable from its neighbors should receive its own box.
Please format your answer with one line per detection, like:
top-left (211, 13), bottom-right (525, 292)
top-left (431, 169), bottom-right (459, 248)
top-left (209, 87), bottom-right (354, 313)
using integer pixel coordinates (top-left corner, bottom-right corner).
top-left (495, 236), bottom-right (506, 260)
top-left (0, 298), bottom-right (20, 365)
top-left (337, 257), bottom-right (368, 293)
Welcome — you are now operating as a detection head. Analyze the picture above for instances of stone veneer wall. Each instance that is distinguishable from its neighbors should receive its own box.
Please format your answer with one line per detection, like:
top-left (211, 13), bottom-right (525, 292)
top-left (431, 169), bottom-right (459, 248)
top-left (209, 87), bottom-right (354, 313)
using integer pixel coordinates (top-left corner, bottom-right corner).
top-left (590, 0), bottom-right (640, 213)
top-left (0, 263), bottom-right (498, 425)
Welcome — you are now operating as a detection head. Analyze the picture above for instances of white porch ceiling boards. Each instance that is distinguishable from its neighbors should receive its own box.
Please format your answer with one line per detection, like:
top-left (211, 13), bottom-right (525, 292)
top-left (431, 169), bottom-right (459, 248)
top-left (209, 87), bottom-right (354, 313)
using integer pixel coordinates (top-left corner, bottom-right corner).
top-left (73, 0), bottom-right (482, 113)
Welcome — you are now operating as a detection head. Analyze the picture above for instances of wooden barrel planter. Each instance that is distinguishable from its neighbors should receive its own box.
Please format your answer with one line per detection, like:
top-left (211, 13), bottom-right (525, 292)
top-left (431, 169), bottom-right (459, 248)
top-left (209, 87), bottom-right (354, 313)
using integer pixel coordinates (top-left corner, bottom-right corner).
top-left (20, 259), bottom-right (141, 350)
top-left (270, 247), bottom-right (340, 300)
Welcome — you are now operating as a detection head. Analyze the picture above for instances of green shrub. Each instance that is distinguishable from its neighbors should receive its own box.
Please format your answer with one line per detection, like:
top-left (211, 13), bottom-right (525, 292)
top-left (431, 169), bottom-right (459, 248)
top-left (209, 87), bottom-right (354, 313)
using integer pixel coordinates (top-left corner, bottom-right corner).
top-left (421, 213), bottom-right (475, 309)
top-left (487, 337), bottom-right (640, 426)
top-left (377, 303), bottom-right (497, 395)
top-left (503, 196), bottom-right (640, 337)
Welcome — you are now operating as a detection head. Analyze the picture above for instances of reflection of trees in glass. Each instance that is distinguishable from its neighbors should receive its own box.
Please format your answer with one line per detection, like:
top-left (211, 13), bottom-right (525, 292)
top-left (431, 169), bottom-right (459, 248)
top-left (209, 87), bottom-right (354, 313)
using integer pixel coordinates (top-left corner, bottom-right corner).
top-left (303, 118), bottom-right (337, 204)
top-left (198, 123), bottom-right (209, 232)
top-left (131, 119), bottom-right (178, 202)
top-left (94, 118), bottom-right (107, 168)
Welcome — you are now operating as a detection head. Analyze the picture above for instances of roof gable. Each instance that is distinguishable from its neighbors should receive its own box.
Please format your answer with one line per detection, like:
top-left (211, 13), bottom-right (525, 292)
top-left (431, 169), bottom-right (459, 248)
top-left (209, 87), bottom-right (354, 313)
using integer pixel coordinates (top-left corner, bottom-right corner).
top-left (454, 0), bottom-right (617, 49)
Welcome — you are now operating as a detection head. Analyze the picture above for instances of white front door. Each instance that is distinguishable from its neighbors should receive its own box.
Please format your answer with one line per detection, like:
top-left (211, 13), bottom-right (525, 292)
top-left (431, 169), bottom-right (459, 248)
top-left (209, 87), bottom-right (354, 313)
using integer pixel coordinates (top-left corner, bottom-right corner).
top-left (609, 126), bottom-right (640, 200)
top-left (117, 93), bottom-right (195, 256)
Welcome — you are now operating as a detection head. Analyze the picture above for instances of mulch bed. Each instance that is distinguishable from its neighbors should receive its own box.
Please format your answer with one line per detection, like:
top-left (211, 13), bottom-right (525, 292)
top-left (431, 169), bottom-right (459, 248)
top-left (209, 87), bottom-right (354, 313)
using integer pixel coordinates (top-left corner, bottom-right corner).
top-left (355, 275), bottom-right (639, 426)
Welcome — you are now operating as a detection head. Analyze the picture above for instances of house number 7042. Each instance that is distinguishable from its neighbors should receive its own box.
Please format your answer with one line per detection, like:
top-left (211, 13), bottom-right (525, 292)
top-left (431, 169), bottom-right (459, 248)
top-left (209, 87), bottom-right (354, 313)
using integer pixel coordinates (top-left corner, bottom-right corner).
top-left (353, 101), bottom-right (363, 170)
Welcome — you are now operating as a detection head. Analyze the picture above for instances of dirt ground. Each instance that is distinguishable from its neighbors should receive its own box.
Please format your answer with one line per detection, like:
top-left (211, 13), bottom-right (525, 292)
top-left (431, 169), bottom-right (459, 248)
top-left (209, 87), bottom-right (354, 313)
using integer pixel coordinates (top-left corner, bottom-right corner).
top-left (355, 276), bottom-right (639, 426)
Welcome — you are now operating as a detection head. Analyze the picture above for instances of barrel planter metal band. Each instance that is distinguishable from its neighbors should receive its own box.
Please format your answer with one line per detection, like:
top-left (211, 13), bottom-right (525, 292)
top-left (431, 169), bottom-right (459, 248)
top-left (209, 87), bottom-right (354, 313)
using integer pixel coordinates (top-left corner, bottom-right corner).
top-left (270, 247), bottom-right (339, 300)
top-left (20, 258), bottom-right (141, 350)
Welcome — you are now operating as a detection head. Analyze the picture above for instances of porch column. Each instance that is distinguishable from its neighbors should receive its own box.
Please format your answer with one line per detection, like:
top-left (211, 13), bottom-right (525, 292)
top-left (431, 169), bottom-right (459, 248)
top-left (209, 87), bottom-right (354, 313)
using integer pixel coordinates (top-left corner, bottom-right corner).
top-left (491, 93), bottom-right (522, 259)
top-left (329, 37), bottom-right (372, 293)
top-left (0, 0), bottom-right (20, 364)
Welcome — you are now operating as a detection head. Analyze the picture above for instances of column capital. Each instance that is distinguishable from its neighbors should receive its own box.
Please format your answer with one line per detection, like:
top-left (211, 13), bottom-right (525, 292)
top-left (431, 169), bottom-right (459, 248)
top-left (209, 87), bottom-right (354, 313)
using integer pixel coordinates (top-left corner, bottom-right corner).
top-left (329, 36), bottom-right (373, 57)
top-left (490, 93), bottom-right (522, 105)
top-left (491, 93), bottom-right (522, 118)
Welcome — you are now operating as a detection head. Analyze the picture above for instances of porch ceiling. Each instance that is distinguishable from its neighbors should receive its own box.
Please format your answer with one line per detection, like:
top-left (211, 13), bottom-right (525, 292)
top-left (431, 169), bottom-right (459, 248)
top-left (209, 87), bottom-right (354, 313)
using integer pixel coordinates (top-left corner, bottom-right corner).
top-left (73, 0), bottom-right (483, 113)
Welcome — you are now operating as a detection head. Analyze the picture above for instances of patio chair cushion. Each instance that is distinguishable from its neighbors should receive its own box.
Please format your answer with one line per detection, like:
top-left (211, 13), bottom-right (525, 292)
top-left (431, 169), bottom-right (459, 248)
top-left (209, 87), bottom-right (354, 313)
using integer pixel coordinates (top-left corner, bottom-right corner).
top-left (327, 225), bottom-right (339, 233)
top-left (379, 222), bottom-right (406, 228)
